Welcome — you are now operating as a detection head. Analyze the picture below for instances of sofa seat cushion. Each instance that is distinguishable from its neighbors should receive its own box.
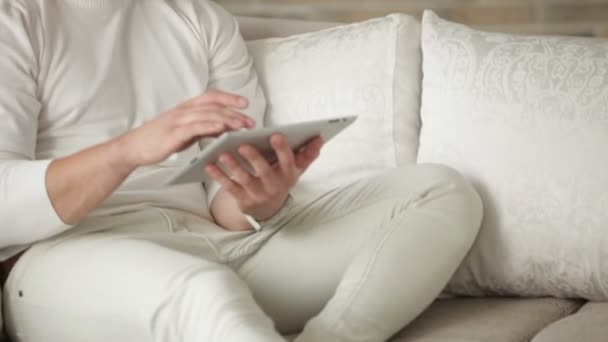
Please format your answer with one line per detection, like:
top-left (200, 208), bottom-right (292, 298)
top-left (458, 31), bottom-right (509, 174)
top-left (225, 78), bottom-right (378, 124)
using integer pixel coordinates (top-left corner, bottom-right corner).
top-left (391, 297), bottom-right (583, 342)
top-left (532, 302), bottom-right (608, 342)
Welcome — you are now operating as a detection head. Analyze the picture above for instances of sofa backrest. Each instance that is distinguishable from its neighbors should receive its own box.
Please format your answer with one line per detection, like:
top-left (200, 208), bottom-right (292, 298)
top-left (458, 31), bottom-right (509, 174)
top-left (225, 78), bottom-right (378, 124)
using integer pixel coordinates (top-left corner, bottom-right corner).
top-left (237, 16), bottom-right (340, 41)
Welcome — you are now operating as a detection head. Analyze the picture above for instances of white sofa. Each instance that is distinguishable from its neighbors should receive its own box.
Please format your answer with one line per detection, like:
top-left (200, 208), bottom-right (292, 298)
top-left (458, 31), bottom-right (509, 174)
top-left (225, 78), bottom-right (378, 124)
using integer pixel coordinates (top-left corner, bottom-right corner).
top-left (0, 13), bottom-right (608, 342)
top-left (237, 14), bottom-right (608, 342)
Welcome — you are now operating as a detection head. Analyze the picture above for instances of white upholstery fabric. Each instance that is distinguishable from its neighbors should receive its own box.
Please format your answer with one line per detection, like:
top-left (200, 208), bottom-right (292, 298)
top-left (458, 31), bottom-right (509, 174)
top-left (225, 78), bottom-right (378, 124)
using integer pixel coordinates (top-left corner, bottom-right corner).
top-left (418, 11), bottom-right (608, 299)
top-left (392, 298), bottom-right (583, 342)
top-left (246, 14), bottom-right (422, 200)
top-left (532, 302), bottom-right (608, 342)
top-left (238, 16), bottom-right (339, 41)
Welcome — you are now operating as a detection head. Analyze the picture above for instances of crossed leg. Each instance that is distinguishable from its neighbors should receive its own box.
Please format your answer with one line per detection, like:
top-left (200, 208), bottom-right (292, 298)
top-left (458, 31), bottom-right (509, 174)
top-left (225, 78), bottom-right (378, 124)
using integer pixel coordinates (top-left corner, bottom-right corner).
top-left (238, 164), bottom-right (483, 341)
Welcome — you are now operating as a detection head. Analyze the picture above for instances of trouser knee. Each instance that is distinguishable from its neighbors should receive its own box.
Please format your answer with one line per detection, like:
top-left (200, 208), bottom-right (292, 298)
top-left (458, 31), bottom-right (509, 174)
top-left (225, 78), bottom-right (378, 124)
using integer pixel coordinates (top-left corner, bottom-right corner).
top-left (151, 266), bottom-right (258, 341)
top-left (381, 164), bottom-right (483, 247)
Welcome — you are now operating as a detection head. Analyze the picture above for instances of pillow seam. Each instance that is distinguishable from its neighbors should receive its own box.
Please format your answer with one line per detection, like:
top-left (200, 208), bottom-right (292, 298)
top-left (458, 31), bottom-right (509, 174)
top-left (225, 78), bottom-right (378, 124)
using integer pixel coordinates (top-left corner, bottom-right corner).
top-left (387, 16), bottom-right (399, 168)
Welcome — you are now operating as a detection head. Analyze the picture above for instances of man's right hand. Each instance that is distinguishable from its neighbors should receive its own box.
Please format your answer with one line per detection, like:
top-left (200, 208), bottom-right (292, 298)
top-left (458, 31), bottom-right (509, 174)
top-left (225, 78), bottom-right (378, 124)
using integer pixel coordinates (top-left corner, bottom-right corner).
top-left (46, 90), bottom-right (255, 225)
top-left (118, 89), bottom-right (256, 168)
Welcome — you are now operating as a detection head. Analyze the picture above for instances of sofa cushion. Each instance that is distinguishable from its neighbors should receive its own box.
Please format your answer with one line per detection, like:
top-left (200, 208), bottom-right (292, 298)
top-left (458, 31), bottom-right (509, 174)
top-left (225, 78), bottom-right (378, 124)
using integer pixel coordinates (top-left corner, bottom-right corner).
top-left (246, 14), bottom-right (422, 200)
top-left (238, 16), bottom-right (339, 41)
top-left (532, 302), bottom-right (608, 342)
top-left (391, 298), bottom-right (584, 342)
top-left (417, 10), bottom-right (608, 299)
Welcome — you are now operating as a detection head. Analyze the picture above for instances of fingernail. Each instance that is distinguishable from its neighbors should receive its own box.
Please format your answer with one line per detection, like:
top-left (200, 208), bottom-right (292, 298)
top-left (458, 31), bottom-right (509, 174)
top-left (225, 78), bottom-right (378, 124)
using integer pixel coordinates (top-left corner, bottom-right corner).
top-left (238, 97), bottom-right (249, 107)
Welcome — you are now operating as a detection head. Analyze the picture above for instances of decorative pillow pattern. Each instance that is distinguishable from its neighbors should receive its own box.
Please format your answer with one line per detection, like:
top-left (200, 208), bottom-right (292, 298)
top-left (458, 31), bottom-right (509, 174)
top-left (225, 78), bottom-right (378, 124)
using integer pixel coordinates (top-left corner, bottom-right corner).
top-left (418, 11), bottom-right (608, 300)
top-left (246, 14), bottom-right (422, 200)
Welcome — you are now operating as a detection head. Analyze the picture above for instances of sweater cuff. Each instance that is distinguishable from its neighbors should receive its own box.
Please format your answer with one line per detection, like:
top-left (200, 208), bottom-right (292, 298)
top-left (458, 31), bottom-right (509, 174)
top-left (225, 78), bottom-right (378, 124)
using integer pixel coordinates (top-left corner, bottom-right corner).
top-left (3, 160), bottom-right (72, 246)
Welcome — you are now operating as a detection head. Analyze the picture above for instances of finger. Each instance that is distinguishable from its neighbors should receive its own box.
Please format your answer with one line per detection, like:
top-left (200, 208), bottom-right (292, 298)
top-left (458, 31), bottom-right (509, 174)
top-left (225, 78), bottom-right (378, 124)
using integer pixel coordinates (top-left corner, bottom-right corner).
top-left (173, 123), bottom-right (226, 151)
top-left (178, 109), bottom-right (251, 130)
top-left (295, 136), bottom-right (324, 172)
top-left (207, 107), bottom-right (256, 129)
top-left (177, 90), bottom-right (247, 110)
top-left (173, 121), bottom-right (225, 144)
top-left (180, 89), bottom-right (249, 110)
top-left (270, 134), bottom-right (297, 176)
top-left (204, 164), bottom-right (247, 199)
top-left (238, 144), bottom-right (275, 183)
top-left (177, 104), bottom-right (256, 129)
top-left (194, 105), bottom-right (256, 128)
top-left (218, 153), bottom-right (265, 195)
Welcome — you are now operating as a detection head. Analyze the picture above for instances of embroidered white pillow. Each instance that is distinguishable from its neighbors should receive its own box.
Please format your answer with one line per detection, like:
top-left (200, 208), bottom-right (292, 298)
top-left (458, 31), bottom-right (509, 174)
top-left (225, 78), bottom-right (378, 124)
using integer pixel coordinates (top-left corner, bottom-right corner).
top-left (418, 11), bottom-right (608, 300)
top-left (246, 14), bottom-right (421, 200)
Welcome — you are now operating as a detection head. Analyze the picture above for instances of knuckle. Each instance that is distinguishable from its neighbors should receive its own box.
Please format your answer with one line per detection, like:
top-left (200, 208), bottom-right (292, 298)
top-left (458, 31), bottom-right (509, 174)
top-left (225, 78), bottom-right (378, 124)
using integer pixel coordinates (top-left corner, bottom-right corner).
top-left (240, 200), bottom-right (255, 212)
top-left (241, 174), bottom-right (255, 186)
top-left (285, 168), bottom-right (297, 180)
top-left (258, 167), bottom-right (273, 178)
top-left (284, 153), bottom-right (296, 163)
top-left (199, 104), bottom-right (222, 113)
top-left (265, 186), bottom-right (280, 197)
top-left (224, 182), bottom-right (239, 193)
top-left (203, 89), bottom-right (219, 98)
top-left (193, 123), bottom-right (211, 134)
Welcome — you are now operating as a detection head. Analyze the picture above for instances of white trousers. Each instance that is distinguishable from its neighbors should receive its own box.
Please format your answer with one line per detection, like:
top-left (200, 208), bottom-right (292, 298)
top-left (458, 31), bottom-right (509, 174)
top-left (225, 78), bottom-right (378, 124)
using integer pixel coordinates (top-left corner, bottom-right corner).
top-left (3, 164), bottom-right (482, 342)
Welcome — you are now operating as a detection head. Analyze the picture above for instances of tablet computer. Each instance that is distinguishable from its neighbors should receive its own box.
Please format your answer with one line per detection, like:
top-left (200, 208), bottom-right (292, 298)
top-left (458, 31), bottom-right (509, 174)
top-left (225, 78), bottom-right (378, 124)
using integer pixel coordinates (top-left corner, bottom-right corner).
top-left (165, 115), bottom-right (357, 185)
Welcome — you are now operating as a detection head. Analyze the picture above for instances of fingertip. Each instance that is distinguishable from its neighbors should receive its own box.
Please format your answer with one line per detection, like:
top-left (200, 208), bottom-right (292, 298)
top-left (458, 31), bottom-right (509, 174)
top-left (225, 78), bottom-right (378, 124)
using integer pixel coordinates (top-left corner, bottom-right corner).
top-left (237, 96), bottom-right (249, 108)
top-left (218, 153), bottom-right (230, 164)
top-left (269, 134), bottom-right (280, 147)
top-left (237, 144), bottom-right (249, 156)
top-left (274, 133), bottom-right (289, 145)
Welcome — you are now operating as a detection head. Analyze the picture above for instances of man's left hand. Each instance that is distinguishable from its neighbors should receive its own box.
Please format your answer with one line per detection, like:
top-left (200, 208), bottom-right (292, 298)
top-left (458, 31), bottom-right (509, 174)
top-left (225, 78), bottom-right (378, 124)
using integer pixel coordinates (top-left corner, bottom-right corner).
top-left (205, 134), bottom-right (323, 221)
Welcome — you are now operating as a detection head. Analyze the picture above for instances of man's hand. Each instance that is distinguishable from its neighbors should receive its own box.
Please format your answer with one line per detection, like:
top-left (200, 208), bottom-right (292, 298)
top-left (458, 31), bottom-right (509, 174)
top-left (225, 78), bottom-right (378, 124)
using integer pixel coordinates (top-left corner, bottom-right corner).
top-left (46, 89), bottom-right (254, 225)
top-left (118, 90), bottom-right (256, 168)
top-left (205, 134), bottom-right (324, 223)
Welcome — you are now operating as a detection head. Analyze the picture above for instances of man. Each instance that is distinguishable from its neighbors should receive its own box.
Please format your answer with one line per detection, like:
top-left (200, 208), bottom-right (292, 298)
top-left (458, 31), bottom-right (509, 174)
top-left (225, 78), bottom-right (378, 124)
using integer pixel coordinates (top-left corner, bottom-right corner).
top-left (0, 1), bottom-right (483, 341)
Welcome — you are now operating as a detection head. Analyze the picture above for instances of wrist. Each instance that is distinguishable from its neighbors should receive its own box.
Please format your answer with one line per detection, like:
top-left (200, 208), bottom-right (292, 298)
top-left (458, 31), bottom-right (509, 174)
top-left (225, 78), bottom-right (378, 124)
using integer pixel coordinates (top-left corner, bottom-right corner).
top-left (245, 194), bottom-right (294, 231)
top-left (255, 194), bottom-right (292, 221)
top-left (107, 136), bottom-right (139, 175)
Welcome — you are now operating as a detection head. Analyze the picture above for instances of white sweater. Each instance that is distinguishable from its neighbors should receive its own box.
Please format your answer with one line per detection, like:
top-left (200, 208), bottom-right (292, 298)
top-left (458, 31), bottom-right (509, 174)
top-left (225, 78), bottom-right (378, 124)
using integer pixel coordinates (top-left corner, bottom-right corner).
top-left (0, 0), bottom-right (266, 261)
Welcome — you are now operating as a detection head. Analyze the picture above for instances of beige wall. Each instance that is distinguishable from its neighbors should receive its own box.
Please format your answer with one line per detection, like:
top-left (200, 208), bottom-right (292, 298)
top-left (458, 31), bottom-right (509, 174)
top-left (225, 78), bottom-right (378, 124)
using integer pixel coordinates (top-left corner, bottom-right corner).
top-left (216, 0), bottom-right (608, 37)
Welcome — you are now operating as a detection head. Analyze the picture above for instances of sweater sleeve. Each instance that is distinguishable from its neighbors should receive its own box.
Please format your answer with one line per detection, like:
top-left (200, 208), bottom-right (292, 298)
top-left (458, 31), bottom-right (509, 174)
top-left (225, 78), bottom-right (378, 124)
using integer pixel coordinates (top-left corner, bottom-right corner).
top-left (0, 2), bottom-right (71, 251)
top-left (195, 1), bottom-right (267, 206)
